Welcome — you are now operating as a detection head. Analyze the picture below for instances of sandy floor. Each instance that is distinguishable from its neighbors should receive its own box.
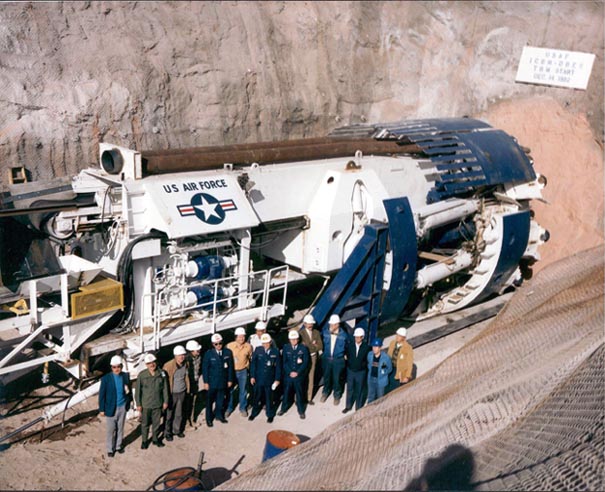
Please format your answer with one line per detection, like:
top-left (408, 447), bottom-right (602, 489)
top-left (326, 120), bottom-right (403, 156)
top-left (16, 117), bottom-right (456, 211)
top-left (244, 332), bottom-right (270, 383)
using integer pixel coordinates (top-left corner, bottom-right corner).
top-left (0, 321), bottom-right (490, 491)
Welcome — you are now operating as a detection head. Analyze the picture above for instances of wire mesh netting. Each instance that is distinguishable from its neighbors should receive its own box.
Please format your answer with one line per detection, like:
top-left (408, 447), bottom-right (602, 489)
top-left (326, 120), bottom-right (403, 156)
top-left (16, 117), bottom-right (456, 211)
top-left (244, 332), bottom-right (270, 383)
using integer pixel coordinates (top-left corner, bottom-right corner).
top-left (219, 245), bottom-right (604, 491)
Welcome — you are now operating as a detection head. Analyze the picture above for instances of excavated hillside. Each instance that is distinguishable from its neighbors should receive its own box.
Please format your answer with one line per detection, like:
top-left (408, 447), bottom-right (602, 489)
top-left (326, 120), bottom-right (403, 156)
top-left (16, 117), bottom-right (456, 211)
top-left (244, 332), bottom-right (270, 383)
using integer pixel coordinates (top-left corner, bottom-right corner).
top-left (220, 245), bottom-right (604, 490)
top-left (0, 1), bottom-right (603, 270)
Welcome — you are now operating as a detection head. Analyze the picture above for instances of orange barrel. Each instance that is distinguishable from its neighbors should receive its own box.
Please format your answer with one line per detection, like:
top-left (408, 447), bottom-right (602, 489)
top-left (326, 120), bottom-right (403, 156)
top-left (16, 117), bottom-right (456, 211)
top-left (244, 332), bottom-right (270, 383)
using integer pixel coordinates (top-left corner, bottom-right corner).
top-left (262, 430), bottom-right (301, 462)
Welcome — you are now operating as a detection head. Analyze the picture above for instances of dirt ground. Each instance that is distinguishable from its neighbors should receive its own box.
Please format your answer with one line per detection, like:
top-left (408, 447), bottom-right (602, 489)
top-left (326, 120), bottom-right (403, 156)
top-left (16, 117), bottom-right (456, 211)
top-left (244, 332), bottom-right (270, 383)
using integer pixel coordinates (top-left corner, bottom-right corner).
top-left (0, 321), bottom-right (490, 491)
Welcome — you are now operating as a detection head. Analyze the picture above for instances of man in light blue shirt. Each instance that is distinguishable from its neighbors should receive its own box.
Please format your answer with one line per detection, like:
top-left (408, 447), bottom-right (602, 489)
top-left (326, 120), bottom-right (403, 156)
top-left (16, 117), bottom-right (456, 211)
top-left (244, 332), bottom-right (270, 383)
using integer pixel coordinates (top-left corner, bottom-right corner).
top-left (99, 355), bottom-right (131, 457)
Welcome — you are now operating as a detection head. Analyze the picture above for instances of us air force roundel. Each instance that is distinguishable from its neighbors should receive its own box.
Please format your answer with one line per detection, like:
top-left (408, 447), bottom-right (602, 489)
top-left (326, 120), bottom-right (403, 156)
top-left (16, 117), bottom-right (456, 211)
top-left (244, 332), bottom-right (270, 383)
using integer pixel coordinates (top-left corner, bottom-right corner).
top-left (177, 193), bottom-right (238, 225)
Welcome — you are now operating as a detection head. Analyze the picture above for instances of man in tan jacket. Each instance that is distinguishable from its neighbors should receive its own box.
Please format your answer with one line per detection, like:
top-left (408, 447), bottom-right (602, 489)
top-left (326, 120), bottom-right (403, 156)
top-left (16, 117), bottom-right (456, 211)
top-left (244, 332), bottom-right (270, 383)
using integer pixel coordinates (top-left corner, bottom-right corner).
top-left (298, 314), bottom-right (323, 404)
top-left (226, 327), bottom-right (253, 417)
top-left (387, 327), bottom-right (413, 392)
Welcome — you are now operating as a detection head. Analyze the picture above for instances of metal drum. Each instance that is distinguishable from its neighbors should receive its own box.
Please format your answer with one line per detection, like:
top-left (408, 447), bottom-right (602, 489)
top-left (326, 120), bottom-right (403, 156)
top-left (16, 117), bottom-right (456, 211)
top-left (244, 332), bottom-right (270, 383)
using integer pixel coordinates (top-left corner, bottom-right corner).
top-left (262, 430), bottom-right (301, 462)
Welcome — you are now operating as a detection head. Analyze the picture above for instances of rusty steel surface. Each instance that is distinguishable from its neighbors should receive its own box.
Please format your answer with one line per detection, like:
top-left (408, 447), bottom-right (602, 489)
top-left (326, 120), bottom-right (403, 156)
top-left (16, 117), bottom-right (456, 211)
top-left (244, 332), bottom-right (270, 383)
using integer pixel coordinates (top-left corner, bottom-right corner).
top-left (141, 137), bottom-right (420, 175)
top-left (219, 245), bottom-right (604, 491)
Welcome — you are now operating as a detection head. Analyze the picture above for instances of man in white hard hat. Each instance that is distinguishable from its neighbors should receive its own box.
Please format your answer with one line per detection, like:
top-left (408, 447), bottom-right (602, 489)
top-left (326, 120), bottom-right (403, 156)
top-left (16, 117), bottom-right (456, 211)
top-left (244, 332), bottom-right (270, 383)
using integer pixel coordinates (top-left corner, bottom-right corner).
top-left (342, 327), bottom-right (370, 414)
top-left (226, 327), bottom-right (253, 417)
top-left (163, 345), bottom-right (190, 441)
top-left (387, 327), bottom-right (413, 392)
top-left (249, 333), bottom-right (282, 423)
top-left (249, 321), bottom-right (269, 351)
top-left (298, 313), bottom-right (323, 405)
top-left (278, 330), bottom-right (309, 419)
top-left (185, 340), bottom-right (203, 426)
top-left (135, 353), bottom-right (169, 449)
top-left (202, 333), bottom-right (235, 427)
top-left (98, 355), bottom-right (132, 457)
top-left (320, 314), bottom-right (349, 406)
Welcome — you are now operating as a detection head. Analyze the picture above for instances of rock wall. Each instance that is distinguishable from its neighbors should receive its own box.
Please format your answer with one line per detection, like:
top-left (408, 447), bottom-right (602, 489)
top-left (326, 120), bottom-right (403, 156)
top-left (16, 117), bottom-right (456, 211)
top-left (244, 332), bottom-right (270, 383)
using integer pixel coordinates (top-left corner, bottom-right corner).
top-left (0, 0), bottom-right (603, 267)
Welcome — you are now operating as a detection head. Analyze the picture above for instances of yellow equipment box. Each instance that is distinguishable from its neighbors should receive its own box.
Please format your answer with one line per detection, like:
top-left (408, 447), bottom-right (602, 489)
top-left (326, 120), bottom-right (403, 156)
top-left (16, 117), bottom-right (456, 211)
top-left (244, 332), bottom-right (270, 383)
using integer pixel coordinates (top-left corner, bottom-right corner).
top-left (71, 278), bottom-right (124, 320)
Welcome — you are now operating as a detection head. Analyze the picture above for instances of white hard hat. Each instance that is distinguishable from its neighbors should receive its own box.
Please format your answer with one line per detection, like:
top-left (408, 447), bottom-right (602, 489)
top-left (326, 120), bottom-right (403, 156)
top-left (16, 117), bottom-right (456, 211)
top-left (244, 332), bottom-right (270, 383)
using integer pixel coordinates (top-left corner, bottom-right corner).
top-left (396, 327), bottom-right (407, 337)
top-left (235, 327), bottom-right (246, 336)
top-left (260, 333), bottom-right (272, 343)
top-left (329, 314), bottom-right (340, 325)
top-left (303, 314), bottom-right (315, 324)
top-left (173, 345), bottom-right (186, 356)
top-left (288, 330), bottom-right (300, 339)
top-left (353, 328), bottom-right (365, 338)
top-left (110, 355), bottom-right (123, 366)
top-left (186, 340), bottom-right (201, 351)
top-left (255, 321), bottom-right (267, 331)
top-left (211, 333), bottom-right (223, 343)
top-left (144, 353), bottom-right (157, 364)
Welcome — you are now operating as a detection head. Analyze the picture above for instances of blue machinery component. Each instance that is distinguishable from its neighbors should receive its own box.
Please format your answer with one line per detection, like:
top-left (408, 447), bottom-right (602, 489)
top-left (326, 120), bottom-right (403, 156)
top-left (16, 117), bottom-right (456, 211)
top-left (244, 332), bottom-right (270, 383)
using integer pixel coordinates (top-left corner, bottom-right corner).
top-left (312, 202), bottom-right (531, 342)
top-left (333, 117), bottom-right (536, 203)
top-left (313, 118), bottom-right (539, 342)
top-left (477, 210), bottom-right (531, 303)
top-left (311, 197), bottom-right (418, 342)
top-left (189, 255), bottom-right (226, 280)
top-left (384, 118), bottom-right (536, 203)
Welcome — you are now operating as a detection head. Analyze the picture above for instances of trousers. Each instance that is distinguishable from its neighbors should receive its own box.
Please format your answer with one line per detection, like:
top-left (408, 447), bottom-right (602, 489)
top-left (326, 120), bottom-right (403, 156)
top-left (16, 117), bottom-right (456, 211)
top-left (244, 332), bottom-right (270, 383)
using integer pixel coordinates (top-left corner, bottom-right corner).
top-left (141, 407), bottom-right (162, 444)
top-left (281, 377), bottom-right (305, 415)
top-left (250, 383), bottom-right (276, 418)
top-left (105, 404), bottom-right (126, 453)
top-left (345, 369), bottom-right (367, 410)
top-left (322, 357), bottom-right (346, 399)
top-left (206, 386), bottom-right (226, 423)
top-left (165, 391), bottom-right (186, 437)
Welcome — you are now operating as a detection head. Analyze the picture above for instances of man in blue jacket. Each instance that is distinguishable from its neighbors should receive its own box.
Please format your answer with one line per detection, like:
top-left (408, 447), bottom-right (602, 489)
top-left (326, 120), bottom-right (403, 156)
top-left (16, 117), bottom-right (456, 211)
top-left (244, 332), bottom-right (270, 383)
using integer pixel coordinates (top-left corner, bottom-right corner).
top-left (98, 355), bottom-right (131, 457)
top-left (320, 314), bottom-right (349, 406)
top-left (278, 330), bottom-right (309, 419)
top-left (366, 339), bottom-right (393, 403)
top-left (202, 333), bottom-right (235, 427)
top-left (248, 333), bottom-right (282, 423)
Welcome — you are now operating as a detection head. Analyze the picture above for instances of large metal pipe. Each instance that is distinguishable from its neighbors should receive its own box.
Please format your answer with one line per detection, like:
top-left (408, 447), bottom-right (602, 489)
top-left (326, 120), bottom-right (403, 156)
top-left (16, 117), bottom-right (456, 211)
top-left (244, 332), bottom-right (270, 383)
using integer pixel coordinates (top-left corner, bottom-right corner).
top-left (142, 137), bottom-right (420, 175)
top-left (415, 251), bottom-right (474, 289)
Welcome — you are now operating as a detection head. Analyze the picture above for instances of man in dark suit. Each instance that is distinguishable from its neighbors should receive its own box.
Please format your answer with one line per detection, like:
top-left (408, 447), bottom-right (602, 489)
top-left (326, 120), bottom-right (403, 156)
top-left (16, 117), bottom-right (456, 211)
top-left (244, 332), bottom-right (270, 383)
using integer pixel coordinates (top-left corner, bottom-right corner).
top-left (99, 355), bottom-right (132, 457)
top-left (342, 327), bottom-right (370, 413)
top-left (202, 333), bottom-right (235, 427)
top-left (248, 333), bottom-right (282, 423)
top-left (278, 330), bottom-right (310, 419)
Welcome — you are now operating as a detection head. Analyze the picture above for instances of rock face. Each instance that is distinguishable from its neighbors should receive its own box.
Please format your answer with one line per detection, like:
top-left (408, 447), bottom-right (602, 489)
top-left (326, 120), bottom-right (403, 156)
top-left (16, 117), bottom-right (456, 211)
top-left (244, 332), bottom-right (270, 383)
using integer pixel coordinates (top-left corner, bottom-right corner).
top-left (0, 1), bottom-right (603, 267)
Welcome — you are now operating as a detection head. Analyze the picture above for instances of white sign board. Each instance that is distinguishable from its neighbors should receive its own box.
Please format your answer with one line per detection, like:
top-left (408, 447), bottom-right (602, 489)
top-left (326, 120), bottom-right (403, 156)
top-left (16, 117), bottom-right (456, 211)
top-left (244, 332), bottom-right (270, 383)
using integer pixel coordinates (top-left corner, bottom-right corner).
top-left (516, 46), bottom-right (595, 90)
top-left (143, 173), bottom-right (260, 239)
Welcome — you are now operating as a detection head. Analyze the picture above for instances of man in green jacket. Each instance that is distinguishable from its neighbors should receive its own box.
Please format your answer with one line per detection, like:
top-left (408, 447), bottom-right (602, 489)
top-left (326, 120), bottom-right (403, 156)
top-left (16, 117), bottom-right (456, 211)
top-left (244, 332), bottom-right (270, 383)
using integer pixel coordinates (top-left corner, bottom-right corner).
top-left (135, 353), bottom-right (169, 449)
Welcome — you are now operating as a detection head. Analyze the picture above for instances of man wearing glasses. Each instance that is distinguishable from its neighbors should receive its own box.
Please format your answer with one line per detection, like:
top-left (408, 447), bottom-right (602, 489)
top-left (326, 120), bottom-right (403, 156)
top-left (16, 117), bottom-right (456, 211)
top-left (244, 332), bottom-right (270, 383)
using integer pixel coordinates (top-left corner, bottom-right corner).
top-left (202, 333), bottom-right (235, 427)
top-left (135, 353), bottom-right (169, 449)
top-left (98, 355), bottom-right (132, 458)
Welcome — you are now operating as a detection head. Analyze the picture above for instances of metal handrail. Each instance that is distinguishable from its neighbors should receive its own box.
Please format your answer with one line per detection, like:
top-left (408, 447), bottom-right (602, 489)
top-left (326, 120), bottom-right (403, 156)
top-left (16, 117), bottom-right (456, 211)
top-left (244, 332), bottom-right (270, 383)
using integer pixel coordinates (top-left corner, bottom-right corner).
top-left (145, 265), bottom-right (289, 348)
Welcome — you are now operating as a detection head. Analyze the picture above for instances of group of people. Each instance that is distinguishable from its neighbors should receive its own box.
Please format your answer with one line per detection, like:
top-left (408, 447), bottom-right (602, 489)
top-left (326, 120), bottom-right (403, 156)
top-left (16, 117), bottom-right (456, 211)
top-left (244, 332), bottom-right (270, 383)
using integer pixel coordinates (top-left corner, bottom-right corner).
top-left (98, 314), bottom-right (413, 457)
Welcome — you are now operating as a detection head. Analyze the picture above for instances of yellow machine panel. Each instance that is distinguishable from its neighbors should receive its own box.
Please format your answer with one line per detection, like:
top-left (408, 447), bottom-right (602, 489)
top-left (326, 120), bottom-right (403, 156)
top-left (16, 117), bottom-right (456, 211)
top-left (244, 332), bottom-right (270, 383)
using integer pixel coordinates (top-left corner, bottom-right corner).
top-left (71, 278), bottom-right (124, 320)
